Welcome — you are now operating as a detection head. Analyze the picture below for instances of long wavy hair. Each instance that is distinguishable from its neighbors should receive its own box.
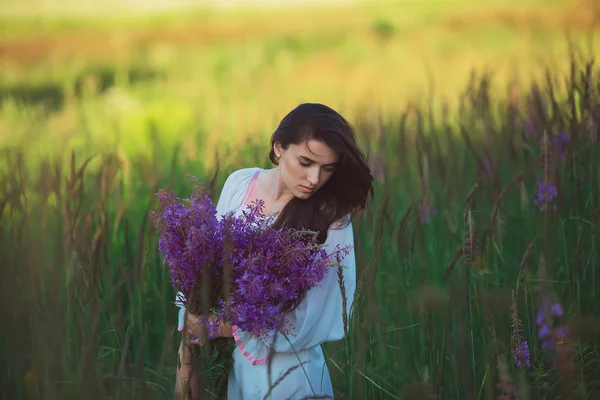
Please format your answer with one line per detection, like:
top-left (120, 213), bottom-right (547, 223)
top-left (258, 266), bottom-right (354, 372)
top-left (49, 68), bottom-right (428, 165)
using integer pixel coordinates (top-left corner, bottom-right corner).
top-left (269, 103), bottom-right (374, 244)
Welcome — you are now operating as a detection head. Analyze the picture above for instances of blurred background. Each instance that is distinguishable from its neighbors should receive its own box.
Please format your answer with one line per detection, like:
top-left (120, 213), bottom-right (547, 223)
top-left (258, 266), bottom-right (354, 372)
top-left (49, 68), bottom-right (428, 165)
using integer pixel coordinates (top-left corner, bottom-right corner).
top-left (1, 0), bottom-right (598, 164)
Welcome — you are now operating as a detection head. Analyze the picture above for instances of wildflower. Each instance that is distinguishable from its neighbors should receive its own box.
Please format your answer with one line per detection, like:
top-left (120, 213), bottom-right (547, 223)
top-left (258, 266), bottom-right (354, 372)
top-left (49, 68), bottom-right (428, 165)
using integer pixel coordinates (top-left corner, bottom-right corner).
top-left (536, 296), bottom-right (563, 325)
top-left (538, 323), bottom-right (552, 339)
top-left (420, 204), bottom-right (437, 224)
top-left (513, 341), bottom-right (531, 368)
top-left (510, 290), bottom-right (530, 368)
top-left (553, 131), bottom-right (568, 160)
top-left (151, 177), bottom-right (352, 340)
top-left (535, 295), bottom-right (568, 352)
top-left (533, 179), bottom-right (557, 212)
top-left (154, 189), bottom-right (225, 293)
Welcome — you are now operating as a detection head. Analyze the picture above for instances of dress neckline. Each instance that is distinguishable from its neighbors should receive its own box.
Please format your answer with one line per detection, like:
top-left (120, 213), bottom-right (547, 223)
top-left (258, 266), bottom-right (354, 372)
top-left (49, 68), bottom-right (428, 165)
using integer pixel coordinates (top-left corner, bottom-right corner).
top-left (237, 168), bottom-right (262, 215)
top-left (236, 168), bottom-right (282, 220)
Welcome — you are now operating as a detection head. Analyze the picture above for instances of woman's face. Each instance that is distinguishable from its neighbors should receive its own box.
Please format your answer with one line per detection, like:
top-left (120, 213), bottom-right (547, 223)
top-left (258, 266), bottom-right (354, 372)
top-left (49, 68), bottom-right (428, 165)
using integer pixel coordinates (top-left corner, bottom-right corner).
top-left (274, 138), bottom-right (340, 199)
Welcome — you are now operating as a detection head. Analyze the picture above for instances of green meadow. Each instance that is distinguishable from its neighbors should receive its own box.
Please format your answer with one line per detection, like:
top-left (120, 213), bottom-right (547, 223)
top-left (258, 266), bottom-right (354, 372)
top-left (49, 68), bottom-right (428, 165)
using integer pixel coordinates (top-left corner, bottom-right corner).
top-left (1, 0), bottom-right (600, 398)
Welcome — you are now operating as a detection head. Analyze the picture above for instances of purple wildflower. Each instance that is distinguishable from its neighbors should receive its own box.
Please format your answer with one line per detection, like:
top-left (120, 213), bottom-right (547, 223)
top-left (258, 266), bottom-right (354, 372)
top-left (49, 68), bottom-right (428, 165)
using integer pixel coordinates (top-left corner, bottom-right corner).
top-left (420, 204), bottom-right (437, 224)
top-left (535, 295), bottom-right (569, 352)
top-left (553, 131), bottom-right (568, 160)
top-left (551, 302), bottom-right (564, 317)
top-left (538, 322), bottom-right (552, 339)
top-left (555, 326), bottom-right (568, 340)
top-left (513, 341), bottom-right (531, 368)
top-left (533, 179), bottom-right (557, 212)
top-left (151, 179), bottom-right (352, 340)
top-left (154, 190), bottom-right (224, 293)
top-left (536, 296), bottom-right (563, 325)
top-left (220, 200), bottom-right (352, 339)
top-left (510, 291), bottom-right (530, 369)
top-left (541, 336), bottom-right (556, 351)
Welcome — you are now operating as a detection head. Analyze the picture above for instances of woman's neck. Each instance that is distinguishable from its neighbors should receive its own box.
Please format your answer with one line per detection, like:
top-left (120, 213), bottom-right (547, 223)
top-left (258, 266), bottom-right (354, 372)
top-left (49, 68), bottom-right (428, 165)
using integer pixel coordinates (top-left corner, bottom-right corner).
top-left (269, 168), bottom-right (289, 202)
top-left (263, 168), bottom-right (293, 216)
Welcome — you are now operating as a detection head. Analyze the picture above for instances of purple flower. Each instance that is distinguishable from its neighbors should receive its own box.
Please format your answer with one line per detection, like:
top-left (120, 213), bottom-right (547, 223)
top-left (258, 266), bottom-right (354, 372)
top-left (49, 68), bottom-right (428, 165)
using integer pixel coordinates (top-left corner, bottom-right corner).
top-left (541, 337), bottom-right (556, 351)
top-left (535, 295), bottom-right (568, 352)
top-left (420, 204), bottom-right (437, 224)
top-left (533, 179), bottom-right (557, 212)
top-left (151, 180), bottom-right (353, 340)
top-left (154, 191), bottom-right (224, 293)
top-left (551, 302), bottom-right (563, 317)
top-left (553, 132), bottom-right (569, 160)
top-left (513, 340), bottom-right (531, 368)
top-left (555, 326), bottom-right (568, 340)
top-left (536, 296), bottom-right (564, 324)
top-left (538, 322), bottom-right (552, 339)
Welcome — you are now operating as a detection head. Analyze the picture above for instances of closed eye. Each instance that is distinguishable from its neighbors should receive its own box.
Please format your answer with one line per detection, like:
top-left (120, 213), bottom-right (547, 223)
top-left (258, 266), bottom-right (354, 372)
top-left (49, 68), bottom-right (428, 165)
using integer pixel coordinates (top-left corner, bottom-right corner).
top-left (299, 157), bottom-right (336, 171)
top-left (299, 161), bottom-right (335, 174)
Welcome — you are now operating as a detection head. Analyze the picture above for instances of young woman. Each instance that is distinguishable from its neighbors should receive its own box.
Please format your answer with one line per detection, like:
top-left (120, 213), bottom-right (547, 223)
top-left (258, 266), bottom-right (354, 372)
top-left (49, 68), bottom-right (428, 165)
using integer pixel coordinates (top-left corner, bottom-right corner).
top-left (175, 103), bottom-right (374, 399)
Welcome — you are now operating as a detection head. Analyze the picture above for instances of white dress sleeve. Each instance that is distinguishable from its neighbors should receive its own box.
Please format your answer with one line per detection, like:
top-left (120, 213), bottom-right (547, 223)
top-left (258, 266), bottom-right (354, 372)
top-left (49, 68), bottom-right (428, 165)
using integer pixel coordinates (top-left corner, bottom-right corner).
top-left (232, 217), bottom-right (357, 366)
top-left (175, 168), bottom-right (260, 331)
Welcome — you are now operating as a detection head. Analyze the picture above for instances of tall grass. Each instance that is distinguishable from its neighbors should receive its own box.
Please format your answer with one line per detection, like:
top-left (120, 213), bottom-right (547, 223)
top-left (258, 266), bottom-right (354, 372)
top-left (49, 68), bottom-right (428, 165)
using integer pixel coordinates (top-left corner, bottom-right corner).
top-left (1, 52), bottom-right (600, 399)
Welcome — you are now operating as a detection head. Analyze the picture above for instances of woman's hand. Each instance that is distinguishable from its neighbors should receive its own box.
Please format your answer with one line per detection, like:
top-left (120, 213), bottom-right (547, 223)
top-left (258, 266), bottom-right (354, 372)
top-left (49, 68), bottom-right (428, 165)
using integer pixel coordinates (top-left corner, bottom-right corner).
top-left (219, 321), bottom-right (233, 338)
top-left (185, 312), bottom-right (233, 345)
top-left (176, 314), bottom-right (233, 398)
top-left (184, 311), bottom-right (207, 345)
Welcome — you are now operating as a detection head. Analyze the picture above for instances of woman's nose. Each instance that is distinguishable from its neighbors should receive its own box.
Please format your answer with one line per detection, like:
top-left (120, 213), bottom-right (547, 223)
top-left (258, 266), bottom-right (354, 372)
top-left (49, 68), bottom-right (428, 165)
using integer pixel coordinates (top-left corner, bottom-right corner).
top-left (307, 168), bottom-right (320, 186)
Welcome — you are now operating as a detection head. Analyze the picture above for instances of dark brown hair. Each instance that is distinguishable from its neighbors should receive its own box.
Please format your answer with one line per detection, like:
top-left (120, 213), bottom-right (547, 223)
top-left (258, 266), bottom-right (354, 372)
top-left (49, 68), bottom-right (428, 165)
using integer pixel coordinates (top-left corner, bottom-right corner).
top-left (269, 103), bottom-right (374, 243)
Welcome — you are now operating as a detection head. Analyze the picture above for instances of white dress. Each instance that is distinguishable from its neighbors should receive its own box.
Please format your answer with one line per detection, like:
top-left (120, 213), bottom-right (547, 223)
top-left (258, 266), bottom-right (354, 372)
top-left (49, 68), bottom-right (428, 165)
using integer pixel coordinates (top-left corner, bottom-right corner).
top-left (176, 167), bottom-right (357, 400)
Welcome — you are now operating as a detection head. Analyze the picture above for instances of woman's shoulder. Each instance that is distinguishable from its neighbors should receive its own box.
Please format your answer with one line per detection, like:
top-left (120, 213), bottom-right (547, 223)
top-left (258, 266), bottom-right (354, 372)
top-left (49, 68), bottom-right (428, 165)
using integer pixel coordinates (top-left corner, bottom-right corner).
top-left (215, 167), bottom-right (261, 215)
top-left (219, 167), bottom-right (262, 201)
top-left (324, 214), bottom-right (354, 249)
top-left (222, 167), bottom-right (261, 188)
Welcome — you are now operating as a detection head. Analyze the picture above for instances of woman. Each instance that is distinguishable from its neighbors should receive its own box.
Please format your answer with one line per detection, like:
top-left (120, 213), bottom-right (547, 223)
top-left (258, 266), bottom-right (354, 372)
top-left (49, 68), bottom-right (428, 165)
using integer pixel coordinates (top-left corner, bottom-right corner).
top-left (175, 103), bottom-right (374, 399)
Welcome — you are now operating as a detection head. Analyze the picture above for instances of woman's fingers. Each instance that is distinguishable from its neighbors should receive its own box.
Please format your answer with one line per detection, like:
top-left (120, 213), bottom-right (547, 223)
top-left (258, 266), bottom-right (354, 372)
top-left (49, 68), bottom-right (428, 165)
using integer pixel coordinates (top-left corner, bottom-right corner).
top-left (184, 311), bottom-right (202, 336)
top-left (184, 311), bottom-right (220, 345)
top-left (186, 327), bottom-right (205, 345)
top-left (190, 335), bottom-right (204, 346)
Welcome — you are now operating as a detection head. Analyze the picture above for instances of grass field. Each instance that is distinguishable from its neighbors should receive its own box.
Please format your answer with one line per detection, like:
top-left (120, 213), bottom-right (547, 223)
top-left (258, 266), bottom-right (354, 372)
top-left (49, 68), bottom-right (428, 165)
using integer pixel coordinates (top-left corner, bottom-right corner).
top-left (1, 0), bottom-right (600, 399)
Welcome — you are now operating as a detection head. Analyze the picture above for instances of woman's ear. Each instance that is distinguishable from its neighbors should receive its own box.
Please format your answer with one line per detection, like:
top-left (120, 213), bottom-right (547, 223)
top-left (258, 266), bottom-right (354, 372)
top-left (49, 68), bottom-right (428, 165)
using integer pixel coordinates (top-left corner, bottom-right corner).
top-left (273, 142), bottom-right (283, 158)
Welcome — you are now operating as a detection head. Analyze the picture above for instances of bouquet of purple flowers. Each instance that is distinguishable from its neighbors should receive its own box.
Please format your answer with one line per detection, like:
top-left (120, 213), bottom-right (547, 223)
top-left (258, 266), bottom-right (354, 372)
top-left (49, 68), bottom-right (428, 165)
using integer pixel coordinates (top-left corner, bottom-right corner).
top-left (151, 175), bottom-right (351, 340)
